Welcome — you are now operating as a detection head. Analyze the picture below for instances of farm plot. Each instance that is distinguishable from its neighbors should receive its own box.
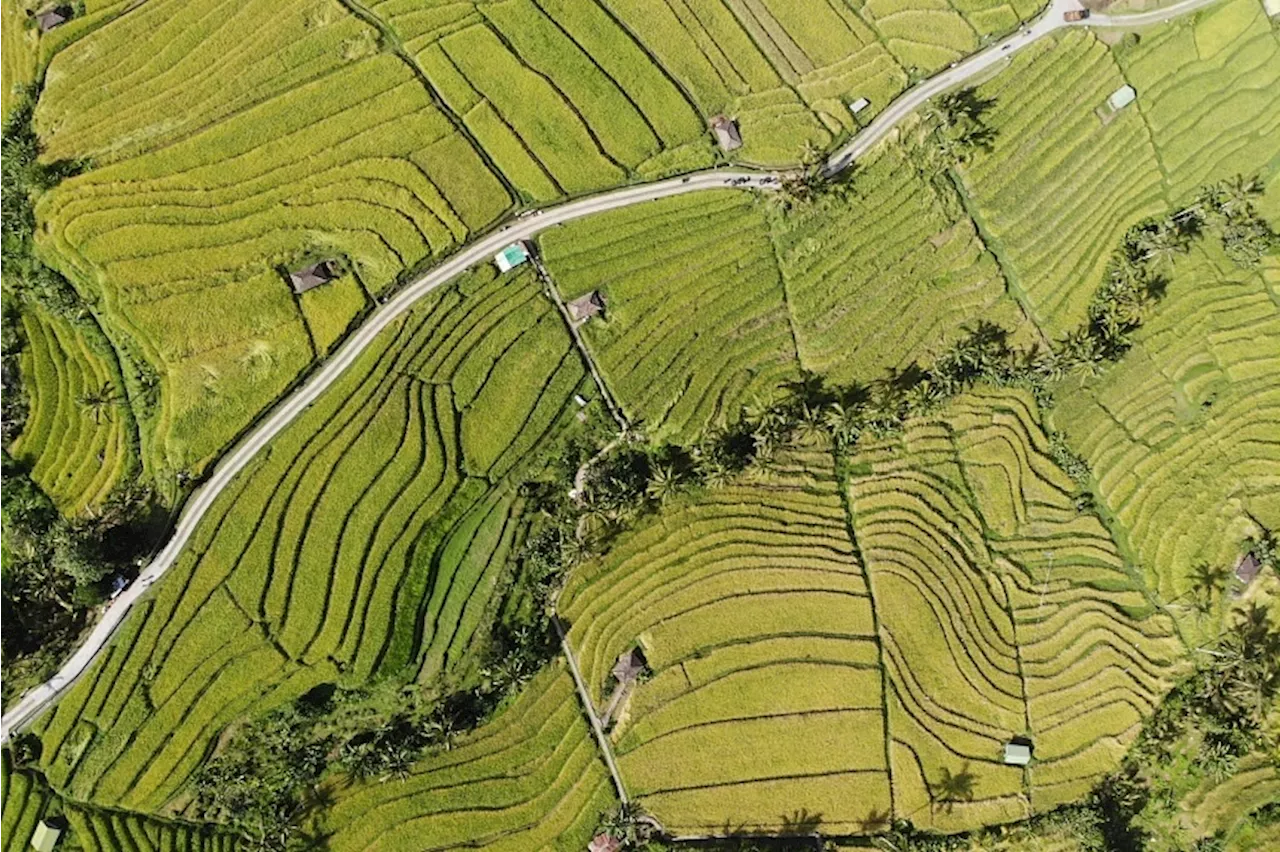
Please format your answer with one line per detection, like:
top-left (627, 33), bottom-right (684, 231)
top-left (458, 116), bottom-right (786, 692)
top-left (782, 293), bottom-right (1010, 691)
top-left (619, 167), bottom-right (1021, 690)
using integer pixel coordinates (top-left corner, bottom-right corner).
top-left (319, 665), bottom-right (616, 852)
top-left (2, 1), bottom-right (37, 118)
top-left (846, 388), bottom-right (1182, 831)
top-left (560, 450), bottom-right (892, 835)
top-left (961, 30), bottom-right (1168, 338)
top-left (772, 144), bottom-right (1029, 385)
top-left (540, 191), bottom-right (800, 443)
top-left (1, 756), bottom-right (238, 852)
top-left (36, 52), bottom-right (511, 476)
top-left (1114, 0), bottom-right (1280, 200)
top-left (34, 0), bottom-right (385, 164)
top-left (371, 0), bottom-right (918, 168)
top-left (10, 306), bottom-right (137, 515)
top-left (24, 269), bottom-right (589, 812)
top-left (1051, 243), bottom-right (1280, 604)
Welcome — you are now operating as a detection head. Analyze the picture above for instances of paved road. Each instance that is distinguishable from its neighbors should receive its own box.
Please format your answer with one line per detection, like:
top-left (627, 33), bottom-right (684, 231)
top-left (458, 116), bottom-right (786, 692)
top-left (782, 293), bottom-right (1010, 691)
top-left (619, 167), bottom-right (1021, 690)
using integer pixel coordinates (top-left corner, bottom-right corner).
top-left (0, 0), bottom-right (1226, 743)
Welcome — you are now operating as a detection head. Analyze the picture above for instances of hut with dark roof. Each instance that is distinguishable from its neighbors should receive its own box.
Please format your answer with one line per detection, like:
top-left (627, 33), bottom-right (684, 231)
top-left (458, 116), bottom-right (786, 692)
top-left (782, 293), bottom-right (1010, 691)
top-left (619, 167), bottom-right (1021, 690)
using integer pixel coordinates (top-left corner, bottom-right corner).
top-left (36, 5), bottom-right (73, 31)
top-left (287, 259), bottom-right (340, 294)
top-left (709, 115), bottom-right (742, 152)
top-left (1236, 552), bottom-right (1263, 588)
top-left (567, 291), bottom-right (605, 323)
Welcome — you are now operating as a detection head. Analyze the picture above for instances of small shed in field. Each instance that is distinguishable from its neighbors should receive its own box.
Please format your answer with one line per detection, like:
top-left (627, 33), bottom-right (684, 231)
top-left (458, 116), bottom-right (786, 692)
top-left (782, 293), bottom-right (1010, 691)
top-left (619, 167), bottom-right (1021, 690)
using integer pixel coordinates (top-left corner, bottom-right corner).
top-left (709, 115), bottom-right (742, 152)
top-left (31, 821), bottom-right (63, 852)
top-left (1107, 85), bottom-right (1136, 112)
top-left (612, 647), bottom-right (646, 684)
top-left (1236, 552), bottom-right (1263, 587)
top-left (567, 291), bottom-right (605, 323)
top-left (36, 6), bottom-right (73, 31)
top-left (494, 242), bottom-right (530, 273)
top-left (1003, 739), bottom-right (1033, 766)
top-left (588, 835), bottom-right (622, 852)
top-left (848, 97), bottom-right (870, 114)
top-left (288, 259), bottom-right (341, 294)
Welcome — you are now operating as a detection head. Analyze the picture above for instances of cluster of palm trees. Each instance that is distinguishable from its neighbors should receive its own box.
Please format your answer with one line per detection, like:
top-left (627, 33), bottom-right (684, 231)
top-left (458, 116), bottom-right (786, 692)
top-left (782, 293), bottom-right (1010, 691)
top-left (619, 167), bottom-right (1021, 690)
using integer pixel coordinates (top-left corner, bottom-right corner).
top-left (916, 87), bottom-right (998, 170)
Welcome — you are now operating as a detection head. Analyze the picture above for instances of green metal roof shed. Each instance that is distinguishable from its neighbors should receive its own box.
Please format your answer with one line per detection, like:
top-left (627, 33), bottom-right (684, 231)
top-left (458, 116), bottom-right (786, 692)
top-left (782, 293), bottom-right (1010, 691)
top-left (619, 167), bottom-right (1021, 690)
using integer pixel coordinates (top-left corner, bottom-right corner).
top-left (31, 820), bottom-right (63, 852)
top-left (494, 242), bottom-right (529, 273)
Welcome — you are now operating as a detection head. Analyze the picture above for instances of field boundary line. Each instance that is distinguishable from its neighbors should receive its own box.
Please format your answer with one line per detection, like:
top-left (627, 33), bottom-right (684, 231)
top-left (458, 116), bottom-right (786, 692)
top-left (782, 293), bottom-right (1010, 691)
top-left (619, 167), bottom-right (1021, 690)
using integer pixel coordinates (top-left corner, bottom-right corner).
top-left (552, 616), bottom-right (630, 804)
top-left (531, 255), bottom-right (630, 431)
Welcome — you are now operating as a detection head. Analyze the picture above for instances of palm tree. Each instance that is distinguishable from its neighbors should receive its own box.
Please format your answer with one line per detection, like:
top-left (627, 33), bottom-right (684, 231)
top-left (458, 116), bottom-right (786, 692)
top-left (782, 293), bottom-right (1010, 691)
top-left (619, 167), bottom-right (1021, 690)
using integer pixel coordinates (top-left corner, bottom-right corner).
top-left (645, 465), bottom-right (682, 504)
top-left (1218, 173), bottom-right (1263, 216)
top-left (77, 381), bottom-right (118, 424)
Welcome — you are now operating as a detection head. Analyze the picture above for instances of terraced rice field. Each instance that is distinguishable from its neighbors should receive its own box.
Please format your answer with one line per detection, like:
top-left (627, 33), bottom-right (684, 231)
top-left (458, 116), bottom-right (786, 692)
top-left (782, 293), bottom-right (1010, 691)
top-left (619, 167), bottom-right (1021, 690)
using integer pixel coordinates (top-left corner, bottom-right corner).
top-left (1052, 243), bottom-right (1280, 604)
top-left (2, 756), bottom-right (238, 852)
top-left (847, 388), bottom-right (1183, 831)
top-left (962, 30), bottom-right (1168, 338)
top-left (34, 0), bottom-right (513, 474)
top-left (540, 191), bottom-right (799, 442)
top-left (1, 1), bottom-right (37, 117)
top-left (773, 144), bottom-right (1029, 384)
top-left (22, 269), bottom-right (589, 811)
top-left (1116, 0), bottom-right (1280, 200)
top-left (10, 306), bottom-right (137, 515)
top-left (561, 450), bottom-right (892, 835)
top-left (319, 666), bottom-right (616, 852)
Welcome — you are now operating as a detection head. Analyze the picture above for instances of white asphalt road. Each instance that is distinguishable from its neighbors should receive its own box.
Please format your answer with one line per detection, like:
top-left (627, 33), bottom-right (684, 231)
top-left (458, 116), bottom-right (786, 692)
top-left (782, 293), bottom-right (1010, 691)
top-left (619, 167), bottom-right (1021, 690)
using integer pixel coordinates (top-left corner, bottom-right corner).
top-left (0, 0), bottom-right (1226, 743)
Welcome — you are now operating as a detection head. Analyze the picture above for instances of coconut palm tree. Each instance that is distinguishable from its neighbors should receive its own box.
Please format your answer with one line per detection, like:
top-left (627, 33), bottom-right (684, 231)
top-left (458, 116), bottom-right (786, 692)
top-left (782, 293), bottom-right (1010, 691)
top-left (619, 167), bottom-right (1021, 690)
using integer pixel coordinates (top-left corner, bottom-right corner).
top-left (1218, 173), bottom-right (1263, 216)
top-left (77, 381), bottom-right (118, 424)
top-left (645, 464), bottom-right (683, 504)
top-left (1187, 561), bottom-right (1232, 614)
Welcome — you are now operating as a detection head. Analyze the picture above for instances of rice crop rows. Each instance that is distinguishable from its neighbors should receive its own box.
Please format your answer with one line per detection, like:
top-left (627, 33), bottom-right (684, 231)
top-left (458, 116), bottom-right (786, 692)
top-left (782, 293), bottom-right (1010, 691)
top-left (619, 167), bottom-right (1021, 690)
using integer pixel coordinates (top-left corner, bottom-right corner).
top-left (37, 50), bottom-right (510, 474)
top-left (1052, 244), bottom-right (1280, 603)
top-left (23, 269), bottom-right (588, 812)
top-left (10, 306), bottom-right (137, 515)
top-left (962, 30), bottom-right (1168, 338)
top-left (1115, 0), bottom-right (1280, 200)
top-left (561, 450), bottom-right (892, 835)
top-left (319, 665), bottom-right (616, 852)
top-left (540, 191), bottom-right (800, 443)
top-left (2, 1), bottom-right (37, 118)
top-left (772, 144), bottom-right (1029, 385)
top-left (2, 755), bottom-right (239, 852)
top-left (847, 388), bottom-right (1182, 831)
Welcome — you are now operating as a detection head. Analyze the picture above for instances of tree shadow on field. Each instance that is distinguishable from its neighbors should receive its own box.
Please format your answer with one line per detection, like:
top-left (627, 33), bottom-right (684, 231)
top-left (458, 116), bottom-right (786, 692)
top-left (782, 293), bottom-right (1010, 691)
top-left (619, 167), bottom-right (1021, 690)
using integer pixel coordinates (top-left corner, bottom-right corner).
top-left (858, 805), bottom-right (891, 833)
top-left (928, 763), bottom-right (978, 814)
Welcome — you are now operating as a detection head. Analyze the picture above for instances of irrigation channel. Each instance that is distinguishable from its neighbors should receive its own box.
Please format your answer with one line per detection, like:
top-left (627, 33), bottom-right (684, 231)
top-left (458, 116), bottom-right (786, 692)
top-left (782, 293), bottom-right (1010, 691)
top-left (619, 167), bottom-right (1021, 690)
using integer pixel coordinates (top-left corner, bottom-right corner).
top-left (1, 0), bottom-right (1226, 754)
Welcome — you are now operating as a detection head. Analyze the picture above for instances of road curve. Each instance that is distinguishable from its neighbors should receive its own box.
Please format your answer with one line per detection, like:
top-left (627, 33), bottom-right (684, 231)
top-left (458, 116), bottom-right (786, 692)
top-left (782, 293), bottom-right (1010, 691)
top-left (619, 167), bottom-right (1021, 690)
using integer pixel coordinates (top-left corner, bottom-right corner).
top-left (0, 0), bottom-right (1226, 742)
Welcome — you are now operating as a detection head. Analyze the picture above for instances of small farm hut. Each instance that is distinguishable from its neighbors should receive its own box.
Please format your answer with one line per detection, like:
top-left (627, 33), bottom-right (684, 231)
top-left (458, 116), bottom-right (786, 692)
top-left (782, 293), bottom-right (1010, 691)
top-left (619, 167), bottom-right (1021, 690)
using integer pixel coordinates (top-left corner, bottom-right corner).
top-left (36, 5), bottom-right (72, 31)
top-left (588, 835), bottom-right (622, 852)
top-left (288, 259), bottom-right (340, 294)
top-left (848, 97), bottom-right (871, 114)
top-left (31, 821), bottom-right (63, 852)
top-left (567, 291), bottom-right (605, 322)
top-left (1236, 552), bottom-right (1263, 588)
top-left (1003, 739), bottom-right (1033, 766)
top-left (612, 647), bottom-right (646, 684)
top-left (709, 115), bottom-right (742, 152)
top-left (494, 242), bottom-right (530, 273)
top-left (1107, 85), bottom-right (1136, 111)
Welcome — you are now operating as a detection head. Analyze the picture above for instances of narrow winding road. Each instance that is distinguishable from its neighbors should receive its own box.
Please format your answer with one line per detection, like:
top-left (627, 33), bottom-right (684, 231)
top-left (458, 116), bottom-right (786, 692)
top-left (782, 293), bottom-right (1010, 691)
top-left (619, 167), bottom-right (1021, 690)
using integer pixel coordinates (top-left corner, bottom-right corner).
top-left (0, 0), bottom-right (1226, 742)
